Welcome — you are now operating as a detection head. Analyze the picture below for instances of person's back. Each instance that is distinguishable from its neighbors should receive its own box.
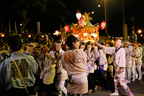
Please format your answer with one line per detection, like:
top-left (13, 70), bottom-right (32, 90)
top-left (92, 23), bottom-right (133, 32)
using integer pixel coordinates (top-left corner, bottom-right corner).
top-left (61, 35), bottom-right (88, 95)
top-left (0, 35), bottom-right (38, 96)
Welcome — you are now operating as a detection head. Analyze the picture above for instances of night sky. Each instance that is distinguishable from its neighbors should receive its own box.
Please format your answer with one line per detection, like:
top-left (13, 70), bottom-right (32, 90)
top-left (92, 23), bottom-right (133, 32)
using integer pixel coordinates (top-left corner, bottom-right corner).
top-left (0, 0), bottom-right (144, 38)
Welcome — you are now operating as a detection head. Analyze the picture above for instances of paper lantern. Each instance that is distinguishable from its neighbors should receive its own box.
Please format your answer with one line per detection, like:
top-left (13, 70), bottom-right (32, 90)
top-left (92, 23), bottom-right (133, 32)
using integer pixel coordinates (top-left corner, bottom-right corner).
top-left (53, 30), bottom-right (60, 36)
top-left (100, 21), bottom-right (106, 29)
top-left (76, 12), bottom-right (82, 20)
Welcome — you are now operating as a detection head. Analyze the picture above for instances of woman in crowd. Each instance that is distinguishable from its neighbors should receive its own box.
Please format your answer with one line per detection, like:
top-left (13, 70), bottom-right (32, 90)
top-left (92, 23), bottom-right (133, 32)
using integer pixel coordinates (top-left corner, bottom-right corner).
top-left (95, 41), bottom-right (109, 91)
top-left (85, 41), bottom-right (96, 93)
top-left (61, 35), bottom-right (88, 96)
top-left (42, 49), bottom-right (57, 96)
top-left (79, 41), bottom-right (86, 51)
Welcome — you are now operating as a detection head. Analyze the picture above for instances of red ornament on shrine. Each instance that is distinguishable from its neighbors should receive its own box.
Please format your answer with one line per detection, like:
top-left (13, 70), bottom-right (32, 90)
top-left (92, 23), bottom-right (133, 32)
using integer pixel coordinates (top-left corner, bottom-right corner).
top-left (64, 25), bottom-right (70, 32)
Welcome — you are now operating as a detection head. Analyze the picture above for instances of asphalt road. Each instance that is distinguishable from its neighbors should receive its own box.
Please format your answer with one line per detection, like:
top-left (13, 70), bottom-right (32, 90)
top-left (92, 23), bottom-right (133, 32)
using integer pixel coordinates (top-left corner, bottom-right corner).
top-left (38, 75), bottom-right (144, 96)
top-left (87, 75), bottom-right (144, 96)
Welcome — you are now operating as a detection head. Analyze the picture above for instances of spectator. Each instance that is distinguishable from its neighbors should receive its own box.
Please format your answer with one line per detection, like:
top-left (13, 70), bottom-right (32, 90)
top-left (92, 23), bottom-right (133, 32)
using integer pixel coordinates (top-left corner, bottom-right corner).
top-left (79, 41), bottom-right (86, 51)
top-left (0, 35), bottom-right (38, 96)
top-left (54, 40), bottom-right (67, 96)
top-left (85, 41), bottom-right (96, 93)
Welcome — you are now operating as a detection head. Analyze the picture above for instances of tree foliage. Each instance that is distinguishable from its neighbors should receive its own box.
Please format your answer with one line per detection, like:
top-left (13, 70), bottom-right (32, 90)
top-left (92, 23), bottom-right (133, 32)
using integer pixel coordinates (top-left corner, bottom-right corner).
top-left (0, 0), bottom-right (70, 33)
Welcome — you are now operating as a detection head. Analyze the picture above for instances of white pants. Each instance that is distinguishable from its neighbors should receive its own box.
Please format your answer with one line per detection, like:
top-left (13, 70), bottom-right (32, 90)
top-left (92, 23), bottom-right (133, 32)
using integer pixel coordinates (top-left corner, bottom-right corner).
top-left (125, 67), bottom-right (132, 81)
top-left (58, 81), bottom-right (67, 96)
top-left (132, 65), bottom-right (142, 80)
top-left (136, 65), bottom-right (142, 80)
top-left (132, 65), bottom-right (136, 81)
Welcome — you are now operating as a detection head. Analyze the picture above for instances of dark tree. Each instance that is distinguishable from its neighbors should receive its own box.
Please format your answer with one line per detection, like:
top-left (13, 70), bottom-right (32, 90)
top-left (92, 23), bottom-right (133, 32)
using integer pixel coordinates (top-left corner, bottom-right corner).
top-left (0, 0), bottom-right (70, 33)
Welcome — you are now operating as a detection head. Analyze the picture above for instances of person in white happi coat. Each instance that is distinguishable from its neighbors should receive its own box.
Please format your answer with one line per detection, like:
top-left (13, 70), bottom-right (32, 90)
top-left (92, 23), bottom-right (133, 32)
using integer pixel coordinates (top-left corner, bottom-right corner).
top-left (96, 38), bottom-right (134, 96)
top-left (135, 44), bottom-right (143, 80)
top-left (123, 42), bottom-right (136, 83)
top-left (54, 40), bottom-right (68, 96)
top-left (131, 43), bottom-right (141, 81)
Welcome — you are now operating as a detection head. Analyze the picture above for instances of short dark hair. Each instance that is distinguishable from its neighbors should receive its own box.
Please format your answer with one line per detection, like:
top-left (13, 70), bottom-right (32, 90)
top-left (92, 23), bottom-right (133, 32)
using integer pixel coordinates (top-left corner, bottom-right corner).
top-left (55, 39), bottom-right (62, 44)
top-left (7, 35), bottom-right (22, 51)
top-left (65, 35), bottom-right (79, 49)
top-left (86, 41), bottom-right (93, 46)
top-left (80, 41), bottom-right (86, 46)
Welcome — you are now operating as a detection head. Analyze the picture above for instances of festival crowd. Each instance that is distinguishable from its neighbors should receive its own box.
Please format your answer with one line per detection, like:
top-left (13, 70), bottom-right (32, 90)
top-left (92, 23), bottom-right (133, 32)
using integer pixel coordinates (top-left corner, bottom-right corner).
top-left (0, 34), bottom-right (144, 96)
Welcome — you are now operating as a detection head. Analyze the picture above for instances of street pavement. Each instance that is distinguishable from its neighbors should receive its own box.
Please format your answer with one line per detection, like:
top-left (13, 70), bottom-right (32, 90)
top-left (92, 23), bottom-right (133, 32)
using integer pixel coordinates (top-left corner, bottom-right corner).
top-left (39, 75), bottom-right (144, 96)
top-left (87, 75), bottom-right (144, 96)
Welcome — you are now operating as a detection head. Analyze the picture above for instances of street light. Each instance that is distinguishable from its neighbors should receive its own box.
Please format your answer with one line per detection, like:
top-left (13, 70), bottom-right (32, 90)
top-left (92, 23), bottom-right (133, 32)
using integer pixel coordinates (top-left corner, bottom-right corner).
top-left (138, 29), bottom-right (142, 34)
top-left (92, 11), bottom-right (94, 14)
top-left (1, 33), bottom-right (5, 37)
top-left (28, 34), bottom-right (31, 38)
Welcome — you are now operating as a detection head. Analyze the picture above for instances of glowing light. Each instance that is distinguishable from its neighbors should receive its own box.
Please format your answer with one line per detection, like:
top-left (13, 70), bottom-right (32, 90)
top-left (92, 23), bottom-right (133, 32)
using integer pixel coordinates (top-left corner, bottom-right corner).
top-left (74, 34), bottom-right (79, 38)
top-left (111, 40), bottom-right (114, 43)
top-left (84, 40), bottom-right (94, 43)
top-left (138, 29), bottom-right (142, 34)
top-left (98, 5), bottom-right (101, 7)
top-left (1, 34), bottom-right (5, 37)
top-left (92, 11), bottom-right (94, 14)
top-left (41, 35), bottom-right (44, 38)
top-left (91, 33), bottom-right (97, 38)
top-left (83, 33), bottom-right (87, 37)
top-left (127, 36), bottom-right (129, 39)
top-left (90, 40), bottom-right (95, 43)
top-left (28, 34), bottom-right (31, 38)
top-left (53, 30), bottom-right (60, 36)
top-left (141, 34), bottom-right (143, 37)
